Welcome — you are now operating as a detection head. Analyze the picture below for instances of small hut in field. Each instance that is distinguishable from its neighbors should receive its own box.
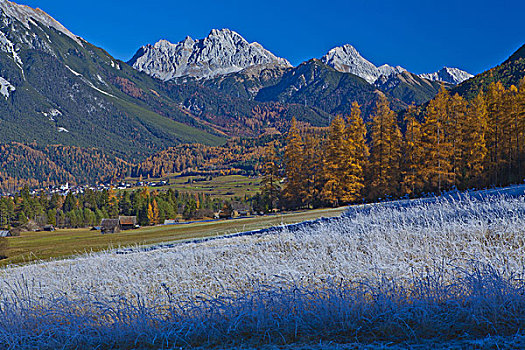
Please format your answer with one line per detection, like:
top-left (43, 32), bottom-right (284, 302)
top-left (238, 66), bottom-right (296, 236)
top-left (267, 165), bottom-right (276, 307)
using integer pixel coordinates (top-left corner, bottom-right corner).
top-left (118, 216), bottom-right (137, 230)
top-left (100, 219), bottom-right (120, 234)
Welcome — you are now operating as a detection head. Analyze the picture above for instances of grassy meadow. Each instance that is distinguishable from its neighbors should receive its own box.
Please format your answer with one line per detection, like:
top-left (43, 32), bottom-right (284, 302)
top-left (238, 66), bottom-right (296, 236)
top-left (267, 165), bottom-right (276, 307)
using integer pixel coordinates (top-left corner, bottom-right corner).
top-left (129, 174), bottom-right (261, 199)
top-left (2, 206), bottom-right (347, 266)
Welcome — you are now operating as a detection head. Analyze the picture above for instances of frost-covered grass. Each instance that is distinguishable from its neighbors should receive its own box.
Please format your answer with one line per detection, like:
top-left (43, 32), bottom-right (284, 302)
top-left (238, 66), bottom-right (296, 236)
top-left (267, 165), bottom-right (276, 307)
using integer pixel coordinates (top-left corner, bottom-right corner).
top-left (0, 192), bottom-right (524, 348)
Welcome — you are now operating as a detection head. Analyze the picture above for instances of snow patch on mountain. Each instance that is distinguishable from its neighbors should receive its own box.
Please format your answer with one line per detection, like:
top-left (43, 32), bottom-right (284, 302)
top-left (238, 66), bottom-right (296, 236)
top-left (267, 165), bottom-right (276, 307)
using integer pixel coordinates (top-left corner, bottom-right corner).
top-left (419, 67), bottom-right (473, 85)
top-left (65, 65), bottom-right (82, 77)
top-left (129, 29), bottom-right (291, 81)
top-left (378, 64), bottom-right (406, 77)
top-left (0, 30), bottom-right (21, 66)
top-left (42, 108), bottom-right (62, 121)
top-left (0, 0), bottom-right (82, 45)
top-left (321, 44), bottom-right (406, 84)
top-left (0, 77), bottom-right (15, 98)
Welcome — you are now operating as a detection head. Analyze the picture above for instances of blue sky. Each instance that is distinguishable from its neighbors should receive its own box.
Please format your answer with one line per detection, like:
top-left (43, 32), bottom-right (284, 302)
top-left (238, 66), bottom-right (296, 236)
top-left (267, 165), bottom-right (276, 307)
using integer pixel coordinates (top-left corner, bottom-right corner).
top-left (17, 0), bottom-right (525, 75)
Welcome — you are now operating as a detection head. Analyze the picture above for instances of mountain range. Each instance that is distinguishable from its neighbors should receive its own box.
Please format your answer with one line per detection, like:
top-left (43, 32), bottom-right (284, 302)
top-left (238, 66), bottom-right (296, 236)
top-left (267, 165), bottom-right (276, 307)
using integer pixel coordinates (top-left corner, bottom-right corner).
top-left (0, 0), bottom-right (521, 188)
top-left (130, 30), bottom-right (472, 85)
top-left (129, 29), bottom-right (472, 116)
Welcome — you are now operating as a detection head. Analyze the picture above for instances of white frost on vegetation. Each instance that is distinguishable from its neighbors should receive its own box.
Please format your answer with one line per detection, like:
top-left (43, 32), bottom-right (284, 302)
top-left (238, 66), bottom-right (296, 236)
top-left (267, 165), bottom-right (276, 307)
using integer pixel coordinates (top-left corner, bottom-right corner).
top-left (0, 192), bottom-right (525, 348)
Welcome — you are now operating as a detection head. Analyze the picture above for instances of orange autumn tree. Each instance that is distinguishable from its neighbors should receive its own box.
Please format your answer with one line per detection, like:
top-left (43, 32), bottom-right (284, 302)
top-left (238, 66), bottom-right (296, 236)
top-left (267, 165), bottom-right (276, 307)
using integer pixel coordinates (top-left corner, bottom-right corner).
top-left (419, 86), bottom-right (454, 193)
top-left (282, 117), bottom-right (305, 209)
top-left (368, 94), bottom-right (402, 200)
top-left (343, 102), bottom-right (368, 202)
top-left (401, 104), bottom-right (424, 196)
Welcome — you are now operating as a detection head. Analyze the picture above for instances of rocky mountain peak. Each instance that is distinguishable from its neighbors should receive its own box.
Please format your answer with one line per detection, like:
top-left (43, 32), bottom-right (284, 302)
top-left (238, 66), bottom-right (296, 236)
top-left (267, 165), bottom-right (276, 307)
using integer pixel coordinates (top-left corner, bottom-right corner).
top-left (321, 44), bottom-right (406, 84)
top-left (0, 0), bottom-right (82, 45)
top-left (419, 67), bottom-right (473, 85)
top-left (128, 28), bottom-right (291, 81)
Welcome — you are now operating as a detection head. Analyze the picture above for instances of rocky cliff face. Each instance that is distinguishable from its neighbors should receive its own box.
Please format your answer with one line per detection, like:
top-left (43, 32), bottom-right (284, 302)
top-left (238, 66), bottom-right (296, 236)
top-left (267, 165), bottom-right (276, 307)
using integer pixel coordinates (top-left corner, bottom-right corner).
top-left (128, 29), bottom-right (291, 81)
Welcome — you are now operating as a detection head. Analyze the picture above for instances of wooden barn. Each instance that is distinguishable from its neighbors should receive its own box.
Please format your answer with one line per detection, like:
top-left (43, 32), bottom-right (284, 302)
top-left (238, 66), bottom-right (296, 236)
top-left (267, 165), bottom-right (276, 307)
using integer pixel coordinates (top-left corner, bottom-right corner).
top-left (100, 219), bottom-right (120, 234)
top-left (119, 216), bottom-right (137, 230)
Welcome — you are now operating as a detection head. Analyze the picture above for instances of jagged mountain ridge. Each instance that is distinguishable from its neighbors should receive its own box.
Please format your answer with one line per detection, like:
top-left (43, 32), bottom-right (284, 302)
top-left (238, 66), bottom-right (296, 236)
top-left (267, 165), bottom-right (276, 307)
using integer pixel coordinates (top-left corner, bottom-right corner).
top-left (321, 44), bottom-right (406, 84)
top-left (320, 44), bottom-right (472, 86)
top-left (374, 71), bottom-right (453, 106)
top-left (419, 67), bottom-right (473, 85)
top-left (128, 29), bottom-right (291, 81)
top-left (130, 32), bottom-right (473, 88)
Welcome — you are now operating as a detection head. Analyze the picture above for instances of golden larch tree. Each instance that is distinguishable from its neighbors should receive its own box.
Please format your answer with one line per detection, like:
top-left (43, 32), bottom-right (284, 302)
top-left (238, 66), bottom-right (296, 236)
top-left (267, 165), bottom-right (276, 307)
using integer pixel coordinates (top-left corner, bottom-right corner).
top-left (368, 94), bottom-right (403, 200)
top-left (282, 117), bottom-right (305, 209)
top-left (342, 101), bottom-right (368, 203)
top-left (301, 133), bottom-right (322, 208)
top-left (485, 81), bottom-right (506, 185)
top-left (419, 85), bottom-right (454, 193)
top-left (401, 104), bottom-right (424, 196)
top-left (260, 143), bottom-right (281, 210)
top-left (461, 90), bottom-right (488, 188)
top-left (449, 93), bottom-right (468, 186)
top-left (321, 115), bottom-right (347, 206)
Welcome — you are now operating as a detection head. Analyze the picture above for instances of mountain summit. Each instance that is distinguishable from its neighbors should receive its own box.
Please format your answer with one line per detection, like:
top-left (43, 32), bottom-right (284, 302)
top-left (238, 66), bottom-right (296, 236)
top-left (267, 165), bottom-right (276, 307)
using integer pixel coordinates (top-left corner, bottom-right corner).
top-left (128, 29), bottom-right (291, 81)
top-left (0, 0), bottom-right (82, 46)
top-left (419, 67), bottom-right (473, 85)
top-left (321, 44), bottom-right (406, 84)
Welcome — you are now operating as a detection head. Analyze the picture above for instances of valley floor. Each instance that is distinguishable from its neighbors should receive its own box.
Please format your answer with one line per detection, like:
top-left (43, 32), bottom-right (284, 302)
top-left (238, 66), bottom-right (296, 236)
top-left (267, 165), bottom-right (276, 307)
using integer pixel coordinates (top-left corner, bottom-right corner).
top-left (2, 206), bottom-right (347, 266)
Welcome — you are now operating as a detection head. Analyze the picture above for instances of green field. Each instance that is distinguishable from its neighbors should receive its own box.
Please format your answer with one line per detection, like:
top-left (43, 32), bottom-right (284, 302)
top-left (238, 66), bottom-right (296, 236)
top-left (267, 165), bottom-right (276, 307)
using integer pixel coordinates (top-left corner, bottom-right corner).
top-left (2, 207), bottom-right (347, 267)
top-left (136, 174), bottom-right (261, 199)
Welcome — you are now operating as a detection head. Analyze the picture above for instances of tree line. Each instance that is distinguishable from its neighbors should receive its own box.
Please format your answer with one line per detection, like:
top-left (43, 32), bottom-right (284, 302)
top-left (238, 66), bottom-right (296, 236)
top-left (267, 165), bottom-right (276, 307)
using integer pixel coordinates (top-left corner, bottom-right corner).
top-left (259, 81), bottom-right (525, 210)
top-left (0, 186), bottom-right (247, 230)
